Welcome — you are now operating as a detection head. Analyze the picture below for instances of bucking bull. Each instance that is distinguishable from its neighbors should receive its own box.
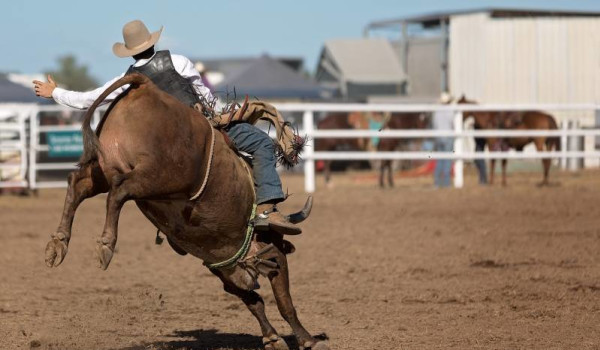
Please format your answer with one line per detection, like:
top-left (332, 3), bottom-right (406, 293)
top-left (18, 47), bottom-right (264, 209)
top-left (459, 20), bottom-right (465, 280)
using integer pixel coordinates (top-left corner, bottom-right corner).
top-left (44, 73), bottom-right (329, 350)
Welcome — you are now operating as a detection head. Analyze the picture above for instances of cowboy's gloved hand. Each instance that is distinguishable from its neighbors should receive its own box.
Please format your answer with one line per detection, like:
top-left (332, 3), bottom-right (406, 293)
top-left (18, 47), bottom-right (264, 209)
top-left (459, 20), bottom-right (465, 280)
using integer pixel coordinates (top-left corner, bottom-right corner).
top-left (33, 75), bottom-right (57, 98)
top-left (205, 112), bottom-right (232, 128)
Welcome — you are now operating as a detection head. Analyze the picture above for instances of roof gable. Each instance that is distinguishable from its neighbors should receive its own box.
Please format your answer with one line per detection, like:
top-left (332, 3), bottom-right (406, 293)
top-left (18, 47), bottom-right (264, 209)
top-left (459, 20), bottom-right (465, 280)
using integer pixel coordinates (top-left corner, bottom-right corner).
top-left (319, 38), bottom-right (406, 84)
top-left (216, 55), bottom-right (324, 99)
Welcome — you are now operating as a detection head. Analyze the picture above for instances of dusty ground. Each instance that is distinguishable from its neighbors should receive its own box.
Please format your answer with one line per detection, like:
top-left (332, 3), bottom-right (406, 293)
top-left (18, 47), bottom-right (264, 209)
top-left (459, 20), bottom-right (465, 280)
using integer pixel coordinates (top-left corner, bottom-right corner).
top-left (1, 169), bottom-right (600, 350)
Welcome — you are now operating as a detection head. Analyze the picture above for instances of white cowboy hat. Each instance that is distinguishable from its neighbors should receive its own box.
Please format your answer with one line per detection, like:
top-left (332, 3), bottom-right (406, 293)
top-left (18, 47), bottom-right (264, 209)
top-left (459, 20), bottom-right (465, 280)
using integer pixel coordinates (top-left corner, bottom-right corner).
top-left (439, 91), bottom-right (453, 104)
top-left (112, 20), bottom-right (163, 58)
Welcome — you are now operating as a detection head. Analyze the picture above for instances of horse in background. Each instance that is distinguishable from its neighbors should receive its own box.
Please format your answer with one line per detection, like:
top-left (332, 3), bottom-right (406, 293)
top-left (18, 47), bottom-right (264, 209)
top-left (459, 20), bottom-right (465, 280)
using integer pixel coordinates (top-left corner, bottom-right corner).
top-left (315, 111), bottom-right (430, 188)
top-left (457, 96), bottom-right (498, 184)
top-left (377, 112), bottom-right (430, 187)
top-left (457, 95), bottom-right (560, 186)
top-left (500, 111), bottom-right (560, 186)
top-left (314, 111), bottom-right (369, 187)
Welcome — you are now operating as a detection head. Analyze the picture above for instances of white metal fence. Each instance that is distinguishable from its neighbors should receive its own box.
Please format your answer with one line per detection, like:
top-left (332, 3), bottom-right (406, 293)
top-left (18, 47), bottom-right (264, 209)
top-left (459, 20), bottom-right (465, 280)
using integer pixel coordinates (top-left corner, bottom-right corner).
top-left (1, 103), bottom-right (599, 192)
top-left (0, 107), bottom-right (29, 188)
top-left (274, 103), bottom-right (600, 192)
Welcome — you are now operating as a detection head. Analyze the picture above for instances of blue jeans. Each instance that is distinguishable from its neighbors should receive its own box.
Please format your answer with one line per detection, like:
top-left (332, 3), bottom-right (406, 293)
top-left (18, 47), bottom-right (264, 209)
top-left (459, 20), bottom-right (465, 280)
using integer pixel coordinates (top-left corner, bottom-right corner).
top-left (226, 123), bottom-right (285, 204)
top-left (434, 137), bottom-right (454, 188)
top-left (474, 138), bottom-right (488, 184)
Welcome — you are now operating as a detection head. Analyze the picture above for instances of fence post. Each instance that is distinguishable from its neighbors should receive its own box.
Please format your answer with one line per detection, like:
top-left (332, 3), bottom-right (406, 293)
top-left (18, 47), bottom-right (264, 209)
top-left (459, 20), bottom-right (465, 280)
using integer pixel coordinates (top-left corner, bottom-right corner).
top-left (560, 120), bottom-right (568, 170)
top-left (568, 120), bottom-right (583, 171)
top-left (28, 107), bottom-right (39, 190)
top-left (303, 110), bottom-right (315, 193)
top-left (18, 109), bottom-right (28, 184)
top-left (453, 110), bottom-right (464, 188)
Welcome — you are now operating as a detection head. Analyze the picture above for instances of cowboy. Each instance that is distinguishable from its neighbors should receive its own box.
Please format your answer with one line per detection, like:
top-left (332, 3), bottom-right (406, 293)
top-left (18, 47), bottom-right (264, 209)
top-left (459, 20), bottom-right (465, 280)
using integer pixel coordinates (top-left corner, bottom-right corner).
top-left (33, 20), bottom-right (301, 235)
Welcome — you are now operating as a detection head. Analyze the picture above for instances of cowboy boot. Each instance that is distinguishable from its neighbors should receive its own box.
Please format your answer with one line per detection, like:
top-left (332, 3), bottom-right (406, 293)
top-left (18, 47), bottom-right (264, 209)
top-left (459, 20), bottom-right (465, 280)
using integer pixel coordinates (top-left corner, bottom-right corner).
top-left (255, 203), bottom-right (302, 235)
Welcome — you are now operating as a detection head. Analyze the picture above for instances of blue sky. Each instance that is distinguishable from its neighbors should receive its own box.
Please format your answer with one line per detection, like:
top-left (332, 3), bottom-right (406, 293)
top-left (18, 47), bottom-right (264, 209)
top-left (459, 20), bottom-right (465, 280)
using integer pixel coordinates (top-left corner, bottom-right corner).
top-left (2, 0), bottom-right (599, 82)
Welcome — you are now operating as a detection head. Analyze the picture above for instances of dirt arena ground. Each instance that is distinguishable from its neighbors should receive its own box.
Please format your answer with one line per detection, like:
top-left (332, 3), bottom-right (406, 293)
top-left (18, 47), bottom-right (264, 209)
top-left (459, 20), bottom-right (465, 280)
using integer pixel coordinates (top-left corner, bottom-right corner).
top-left (1, 169), bottom-right (599, 350)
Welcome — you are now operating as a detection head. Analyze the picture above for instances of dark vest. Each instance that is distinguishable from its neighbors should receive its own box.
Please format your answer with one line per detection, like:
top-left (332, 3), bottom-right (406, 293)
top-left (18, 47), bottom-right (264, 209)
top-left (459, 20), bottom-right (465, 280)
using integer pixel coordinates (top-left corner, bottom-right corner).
top-left (126, 50), bottom-right (200, 106)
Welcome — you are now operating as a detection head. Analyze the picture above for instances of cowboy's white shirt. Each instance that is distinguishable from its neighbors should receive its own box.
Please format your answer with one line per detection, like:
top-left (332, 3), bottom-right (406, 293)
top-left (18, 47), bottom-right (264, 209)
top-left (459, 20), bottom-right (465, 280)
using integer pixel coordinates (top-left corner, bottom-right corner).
top-left (51, 53), bottom-right (217, 110)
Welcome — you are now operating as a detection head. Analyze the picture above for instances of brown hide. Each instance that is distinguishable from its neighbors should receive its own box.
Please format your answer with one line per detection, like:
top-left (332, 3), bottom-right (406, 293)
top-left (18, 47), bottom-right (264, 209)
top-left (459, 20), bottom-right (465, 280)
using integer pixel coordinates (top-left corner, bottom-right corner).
top-left (88, 74), bottom-right (255, 281)
top-left (502, 111), bottom-right (559, 151)
top-left (377, 112), bottom-right (430, 187)
top-left (458, 95), bottom-right (559, 185)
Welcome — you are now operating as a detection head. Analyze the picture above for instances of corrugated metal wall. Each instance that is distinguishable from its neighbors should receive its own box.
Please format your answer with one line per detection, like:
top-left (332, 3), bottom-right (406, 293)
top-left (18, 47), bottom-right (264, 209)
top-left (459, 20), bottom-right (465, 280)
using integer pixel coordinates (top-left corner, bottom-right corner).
top-left (392, 37), bottom-right (443, 98)
top-left (449, 13), bottom-right (600, 105)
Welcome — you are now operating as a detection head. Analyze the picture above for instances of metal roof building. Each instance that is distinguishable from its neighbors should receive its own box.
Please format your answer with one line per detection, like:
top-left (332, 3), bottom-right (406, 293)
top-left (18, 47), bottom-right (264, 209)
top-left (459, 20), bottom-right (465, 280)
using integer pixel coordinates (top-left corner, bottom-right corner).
top-left (315, 38), bottom-right (407, 101)
top-left (0, 74), bottom-right (42, 104)
top-left (365, 8), bottom-right (600, 105)
top-left (191, 56), bottom-right (304, 88)
top-left (215, 55), bottom-right (327, 101)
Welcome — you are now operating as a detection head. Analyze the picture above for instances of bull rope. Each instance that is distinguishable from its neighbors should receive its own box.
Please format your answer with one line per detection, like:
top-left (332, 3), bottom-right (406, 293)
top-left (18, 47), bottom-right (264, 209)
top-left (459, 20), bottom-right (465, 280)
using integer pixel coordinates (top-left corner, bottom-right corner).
top-left (205, 203), bottom-right (257, 270)
top-left (206, 150), bottom-right (258, 270)
top-left (190, 122), bottom-right (216, 201)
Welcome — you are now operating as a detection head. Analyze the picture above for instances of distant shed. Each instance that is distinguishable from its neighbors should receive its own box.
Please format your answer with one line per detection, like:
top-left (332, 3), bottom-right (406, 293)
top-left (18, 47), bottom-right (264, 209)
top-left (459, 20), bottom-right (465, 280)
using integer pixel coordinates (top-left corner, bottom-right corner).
top-left (366, 8), bottom-right (600, 104)
top-left (0, 74), bottom-right (41, 104)
top-left (215, 55), bottom-right (326, 101)
top-left (315, 38), bottom-right (407, 101)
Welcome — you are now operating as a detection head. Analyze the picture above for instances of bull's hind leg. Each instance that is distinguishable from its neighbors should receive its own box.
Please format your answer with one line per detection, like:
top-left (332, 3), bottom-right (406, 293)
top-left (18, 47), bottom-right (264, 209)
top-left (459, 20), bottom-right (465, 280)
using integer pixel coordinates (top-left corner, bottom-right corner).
top-left (46, 163), bottom-right (108, 267)
top-left (269, 251), bottom-right (330, 350)
top-left (96, 171), bottom-right (137, 270)
top-left (96, 165), bottom-right (174, 270)
top-left (215, 273), bottom-right (289, 350)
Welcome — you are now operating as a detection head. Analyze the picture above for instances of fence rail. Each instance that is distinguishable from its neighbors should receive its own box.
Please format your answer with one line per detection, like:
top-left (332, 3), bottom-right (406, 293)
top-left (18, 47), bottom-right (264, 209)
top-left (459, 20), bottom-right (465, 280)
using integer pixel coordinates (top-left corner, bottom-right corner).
top-left (308, 129), bottom-right (600, 138)
top-left (272, 103), bottom-right (600, 192)
top-left (1, 103), bottom-right (600, 192)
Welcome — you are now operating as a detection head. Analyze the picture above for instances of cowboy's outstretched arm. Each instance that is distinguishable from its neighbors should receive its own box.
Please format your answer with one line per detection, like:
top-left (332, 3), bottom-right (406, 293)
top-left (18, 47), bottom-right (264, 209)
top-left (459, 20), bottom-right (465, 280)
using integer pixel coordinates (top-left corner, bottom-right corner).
top-left (33, 75), bottom-right (58, 98)
top-left (33, 74), bottom-right (128, 110)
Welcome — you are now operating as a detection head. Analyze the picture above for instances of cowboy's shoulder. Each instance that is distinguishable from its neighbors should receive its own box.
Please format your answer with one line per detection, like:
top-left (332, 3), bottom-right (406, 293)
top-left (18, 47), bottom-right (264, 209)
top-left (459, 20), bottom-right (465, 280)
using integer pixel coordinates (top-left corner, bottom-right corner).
top-left (170, 53), bottom-right (194, 66)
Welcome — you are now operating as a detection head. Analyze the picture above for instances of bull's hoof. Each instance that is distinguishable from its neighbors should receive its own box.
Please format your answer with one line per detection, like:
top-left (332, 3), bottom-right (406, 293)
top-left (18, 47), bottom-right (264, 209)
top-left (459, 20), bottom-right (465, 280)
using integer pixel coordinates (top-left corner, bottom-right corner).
top-left (263, 335), bottom-right (289, 350)
top-left (95, 244), bottom-right (114, 270)
top-left (45, 234), bottom-right (69, 267)
top-left (300, 340), bottom-right (330, 350)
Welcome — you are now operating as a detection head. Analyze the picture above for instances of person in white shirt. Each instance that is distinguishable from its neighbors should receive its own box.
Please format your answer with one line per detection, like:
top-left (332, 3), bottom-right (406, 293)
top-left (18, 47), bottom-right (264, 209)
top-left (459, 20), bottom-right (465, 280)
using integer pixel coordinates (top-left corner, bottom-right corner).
top-left (432, 92), bottom-right (455, 188)
top-left (33, 19), bottom-right (301, 235)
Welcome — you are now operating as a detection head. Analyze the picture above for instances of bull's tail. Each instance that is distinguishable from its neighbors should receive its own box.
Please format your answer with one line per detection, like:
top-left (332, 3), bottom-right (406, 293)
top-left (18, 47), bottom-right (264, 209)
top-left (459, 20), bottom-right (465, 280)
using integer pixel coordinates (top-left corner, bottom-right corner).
top-left (78, 73), bottom-right (150, 167)
top-left (546, 115), bottom-right (561, 152)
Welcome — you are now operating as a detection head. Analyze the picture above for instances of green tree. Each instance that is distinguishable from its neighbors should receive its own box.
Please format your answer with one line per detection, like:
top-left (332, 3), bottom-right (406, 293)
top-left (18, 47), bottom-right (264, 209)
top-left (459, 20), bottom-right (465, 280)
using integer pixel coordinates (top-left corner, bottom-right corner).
top-left (45, 55), bottom-right (98, 91)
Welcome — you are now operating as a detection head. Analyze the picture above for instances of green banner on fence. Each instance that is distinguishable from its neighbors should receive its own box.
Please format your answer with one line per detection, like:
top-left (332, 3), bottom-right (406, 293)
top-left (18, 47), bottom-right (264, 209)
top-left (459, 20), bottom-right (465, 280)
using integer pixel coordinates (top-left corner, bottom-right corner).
top-left (47, 131), bottom-right (83, 158)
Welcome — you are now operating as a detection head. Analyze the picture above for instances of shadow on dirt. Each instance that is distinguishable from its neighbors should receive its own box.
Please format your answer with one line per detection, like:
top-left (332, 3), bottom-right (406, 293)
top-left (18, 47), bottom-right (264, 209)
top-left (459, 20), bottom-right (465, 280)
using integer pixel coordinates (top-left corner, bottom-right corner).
top-left (116, 328), bottom-right (299, 350)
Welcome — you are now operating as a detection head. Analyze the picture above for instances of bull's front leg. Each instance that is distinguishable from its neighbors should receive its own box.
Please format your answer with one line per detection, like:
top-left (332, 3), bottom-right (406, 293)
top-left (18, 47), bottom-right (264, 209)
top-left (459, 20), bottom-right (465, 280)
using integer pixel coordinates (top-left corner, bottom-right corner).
top-left (269, 250), bottom-right (330, 350)
top-left (46, 163), bottom-right (107, 267)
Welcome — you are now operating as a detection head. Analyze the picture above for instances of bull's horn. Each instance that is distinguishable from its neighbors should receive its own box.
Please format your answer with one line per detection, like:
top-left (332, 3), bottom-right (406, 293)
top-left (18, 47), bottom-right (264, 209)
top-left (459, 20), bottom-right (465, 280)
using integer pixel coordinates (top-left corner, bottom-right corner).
top-left (285, 196), bottom-right (313, 224)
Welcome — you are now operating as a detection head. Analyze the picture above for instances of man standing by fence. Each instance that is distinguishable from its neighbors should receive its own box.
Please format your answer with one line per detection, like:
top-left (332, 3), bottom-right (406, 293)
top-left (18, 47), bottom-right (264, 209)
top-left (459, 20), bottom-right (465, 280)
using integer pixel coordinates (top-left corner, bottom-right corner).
top-left (433, 92), bottom-right (454, 188)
